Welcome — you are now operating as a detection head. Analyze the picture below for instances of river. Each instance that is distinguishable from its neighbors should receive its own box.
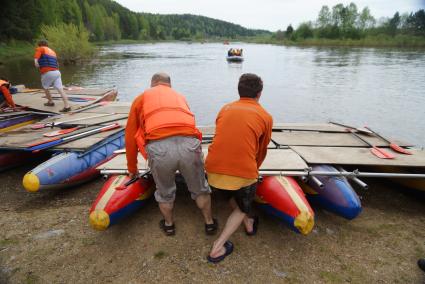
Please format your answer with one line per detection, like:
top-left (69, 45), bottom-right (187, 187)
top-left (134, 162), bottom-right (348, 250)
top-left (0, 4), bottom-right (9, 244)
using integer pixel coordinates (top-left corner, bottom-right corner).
top-left (1, 42), bottom-right (424, 146)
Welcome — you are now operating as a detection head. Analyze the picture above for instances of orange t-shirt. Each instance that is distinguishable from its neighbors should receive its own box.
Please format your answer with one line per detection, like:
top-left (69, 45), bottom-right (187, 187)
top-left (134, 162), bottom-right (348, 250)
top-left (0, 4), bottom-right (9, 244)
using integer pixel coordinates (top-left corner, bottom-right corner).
top-left (0, 85), bottom-right (15, 108)
top-left (205, 98), bottom-right (273, 180)
top-left (125, 85), bottom-right (200, 174)
top-left (34, 46), bottom-right (59, 74)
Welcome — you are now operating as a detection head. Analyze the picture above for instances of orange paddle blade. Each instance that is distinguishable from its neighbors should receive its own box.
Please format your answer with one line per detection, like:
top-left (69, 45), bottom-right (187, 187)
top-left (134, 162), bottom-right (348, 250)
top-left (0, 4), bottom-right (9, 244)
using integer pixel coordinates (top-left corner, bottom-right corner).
top-left (389, 143), bottom-right (412, 155)
top-left (43, 127), bottom-right (79, 137)
top-left (371, 147), bottom-right (395, 159)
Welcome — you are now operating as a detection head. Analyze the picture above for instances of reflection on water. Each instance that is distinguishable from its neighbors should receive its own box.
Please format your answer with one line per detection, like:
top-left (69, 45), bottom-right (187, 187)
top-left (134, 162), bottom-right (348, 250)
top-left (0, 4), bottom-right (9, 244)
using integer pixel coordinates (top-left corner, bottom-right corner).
top-left (1, 43), bottom-right (424, 146)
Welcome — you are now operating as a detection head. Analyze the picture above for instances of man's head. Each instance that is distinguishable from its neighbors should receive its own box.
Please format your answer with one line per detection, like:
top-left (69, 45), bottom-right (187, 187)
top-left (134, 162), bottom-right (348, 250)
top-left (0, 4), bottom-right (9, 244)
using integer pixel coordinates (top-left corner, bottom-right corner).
top-left (151, 72), bottom-right (171, 87)
top-left (37, 40), bottom-right (48, 47)
top-left (238, 73), bottom-right (263, 99)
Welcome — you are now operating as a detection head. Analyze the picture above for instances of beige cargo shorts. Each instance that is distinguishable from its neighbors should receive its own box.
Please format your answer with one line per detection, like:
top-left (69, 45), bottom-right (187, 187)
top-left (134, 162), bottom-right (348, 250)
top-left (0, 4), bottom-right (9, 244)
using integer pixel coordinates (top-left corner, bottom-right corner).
top-left (146, 136), bottom-right (211, 203)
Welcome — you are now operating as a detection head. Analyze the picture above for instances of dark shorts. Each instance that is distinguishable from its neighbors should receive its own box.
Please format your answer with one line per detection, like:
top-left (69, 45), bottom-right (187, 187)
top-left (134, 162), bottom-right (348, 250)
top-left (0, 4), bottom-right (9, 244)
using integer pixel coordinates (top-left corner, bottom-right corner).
top-left (214, 183), bottom-right (257, 214)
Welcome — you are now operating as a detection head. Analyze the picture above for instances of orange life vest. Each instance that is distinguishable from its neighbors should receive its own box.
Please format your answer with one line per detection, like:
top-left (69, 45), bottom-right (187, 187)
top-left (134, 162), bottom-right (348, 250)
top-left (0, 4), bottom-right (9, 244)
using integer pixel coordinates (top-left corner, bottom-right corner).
top-left (135, 84), bottom-right (201, 158)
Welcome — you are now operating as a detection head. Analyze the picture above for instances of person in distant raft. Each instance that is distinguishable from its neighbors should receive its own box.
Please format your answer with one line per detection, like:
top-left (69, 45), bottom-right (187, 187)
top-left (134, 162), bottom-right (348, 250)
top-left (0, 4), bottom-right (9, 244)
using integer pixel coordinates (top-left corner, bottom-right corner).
top-left (125, 72), bottom-right (217, 236)
top-left (34, 40), bottom-right (71, 112)
top-left (205, 73), bottom-right (273, 263)
top-left (0, 78), bottom-right (17, 111)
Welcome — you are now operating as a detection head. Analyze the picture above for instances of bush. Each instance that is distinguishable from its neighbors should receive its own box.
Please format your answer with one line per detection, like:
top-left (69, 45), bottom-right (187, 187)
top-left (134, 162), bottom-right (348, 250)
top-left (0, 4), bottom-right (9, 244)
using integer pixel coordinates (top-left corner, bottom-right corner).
top-left (39, 23), bottom-right (95, 64)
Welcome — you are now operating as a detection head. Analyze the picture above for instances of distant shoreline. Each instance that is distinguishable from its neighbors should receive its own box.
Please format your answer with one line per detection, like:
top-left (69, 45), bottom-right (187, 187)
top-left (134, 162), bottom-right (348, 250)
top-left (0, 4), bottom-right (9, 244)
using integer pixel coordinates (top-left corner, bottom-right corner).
top-left (2, 37), bottom-right (425, 63)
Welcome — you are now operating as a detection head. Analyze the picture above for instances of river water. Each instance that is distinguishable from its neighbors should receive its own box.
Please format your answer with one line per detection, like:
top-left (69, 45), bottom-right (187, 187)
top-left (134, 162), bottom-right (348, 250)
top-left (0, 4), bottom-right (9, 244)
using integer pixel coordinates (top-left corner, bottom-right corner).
top-left (1, 42), bottom-right (424, 146)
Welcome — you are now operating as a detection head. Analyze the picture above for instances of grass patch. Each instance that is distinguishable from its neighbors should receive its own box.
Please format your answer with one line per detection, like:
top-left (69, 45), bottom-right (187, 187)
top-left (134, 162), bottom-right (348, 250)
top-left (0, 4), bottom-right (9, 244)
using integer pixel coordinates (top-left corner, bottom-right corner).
top-left (319, 271), bottom-right (344, 283)
top-left (0, 41), bottom-right (34, 62)
top-left (0, 238), bottom-right (19, 246)
top-left (24, 272), bottom-right (39, 284)
top-left (154, 250), bottom-right (168, 259)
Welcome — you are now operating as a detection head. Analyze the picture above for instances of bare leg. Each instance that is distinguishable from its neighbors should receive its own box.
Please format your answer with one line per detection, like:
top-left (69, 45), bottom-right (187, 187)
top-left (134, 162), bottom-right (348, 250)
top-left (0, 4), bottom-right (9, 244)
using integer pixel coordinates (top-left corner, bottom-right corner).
top-left (209, 203), bottom-right (246, 258)
top-left (158, 201), bottom-right (174, 226)
top-left (57, 87), bottom-right (70, 108)
top-left (195, 193), bottom-right (213, 224)
top-left (44, 89), bottom-right (54, 104)
top-left (229, 198), bottom-right (254, 232)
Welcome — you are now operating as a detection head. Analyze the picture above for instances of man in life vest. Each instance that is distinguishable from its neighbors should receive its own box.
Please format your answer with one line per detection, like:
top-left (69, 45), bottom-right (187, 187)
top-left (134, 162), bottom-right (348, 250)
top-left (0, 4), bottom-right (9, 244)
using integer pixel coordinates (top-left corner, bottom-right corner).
top-left (205, 73), bottom-right (273, 263)
top-left (125, 72), bottom-right (217, 236)
top-left (0, 78), bottom-right (17, 111)
top-left (34, 40), bottom-right (71, 112)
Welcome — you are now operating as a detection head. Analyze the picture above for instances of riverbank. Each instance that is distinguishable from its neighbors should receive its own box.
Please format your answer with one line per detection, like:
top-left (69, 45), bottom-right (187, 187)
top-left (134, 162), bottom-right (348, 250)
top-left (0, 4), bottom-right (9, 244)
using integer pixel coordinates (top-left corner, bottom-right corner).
top-left (0, 41), bottom-right (34, 63)
top-left (248, 34), bottom-right (425, 48)
top-left (0, 165), bottom-right (425, 283)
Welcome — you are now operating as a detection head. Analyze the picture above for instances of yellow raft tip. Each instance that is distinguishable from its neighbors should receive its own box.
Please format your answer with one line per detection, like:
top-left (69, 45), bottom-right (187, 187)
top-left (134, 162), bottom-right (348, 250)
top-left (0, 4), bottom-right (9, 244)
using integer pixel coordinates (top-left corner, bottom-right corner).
top-left (294, 211), bottom-right (315, 235)
top-left (89, 210), bottom-right (110, 231)
top-left (23, 172), bottom-right (40, 193)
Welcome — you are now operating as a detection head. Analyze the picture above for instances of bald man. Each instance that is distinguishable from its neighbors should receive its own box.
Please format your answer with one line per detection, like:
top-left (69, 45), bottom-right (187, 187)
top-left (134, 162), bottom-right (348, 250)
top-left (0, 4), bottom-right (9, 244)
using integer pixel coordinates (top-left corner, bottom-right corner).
top-left (125, 72), bottom-right (217, 236)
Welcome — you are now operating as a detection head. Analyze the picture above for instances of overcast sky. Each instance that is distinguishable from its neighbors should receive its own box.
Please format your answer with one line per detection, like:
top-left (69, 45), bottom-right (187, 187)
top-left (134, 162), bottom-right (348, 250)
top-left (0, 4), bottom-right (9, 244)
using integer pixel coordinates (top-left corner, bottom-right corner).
top-left (115, 0), bottom-right (424, 31)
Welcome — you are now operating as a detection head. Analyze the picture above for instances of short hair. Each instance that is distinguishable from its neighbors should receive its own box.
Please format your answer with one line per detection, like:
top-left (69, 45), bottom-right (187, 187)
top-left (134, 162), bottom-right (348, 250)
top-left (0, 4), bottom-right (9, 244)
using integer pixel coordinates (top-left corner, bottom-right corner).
top-left (238, 73), bottom-right (263, 98)
top-left (38, 40), bottom-right (48, 47)
top-left (151, 72), bottom-right (171, 86)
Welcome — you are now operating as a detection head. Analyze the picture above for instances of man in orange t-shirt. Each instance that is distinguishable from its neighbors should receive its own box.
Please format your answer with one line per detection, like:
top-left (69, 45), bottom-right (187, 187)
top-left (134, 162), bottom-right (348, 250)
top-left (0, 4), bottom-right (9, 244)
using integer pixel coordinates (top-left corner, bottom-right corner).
top-left (0, 78), bottom-right (17, 110)
top-left (205, 73), bottom-right (273, 263)
top-left (125, 72), bottom-right (216, 236)
top-left (34, 40), bottom-right (71, 112)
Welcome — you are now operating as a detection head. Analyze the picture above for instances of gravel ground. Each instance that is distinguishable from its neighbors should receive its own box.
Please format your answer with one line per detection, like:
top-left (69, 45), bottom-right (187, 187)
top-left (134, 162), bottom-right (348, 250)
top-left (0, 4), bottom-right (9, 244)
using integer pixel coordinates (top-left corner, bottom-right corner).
top-left (0, 165), bottom-right (425, 283)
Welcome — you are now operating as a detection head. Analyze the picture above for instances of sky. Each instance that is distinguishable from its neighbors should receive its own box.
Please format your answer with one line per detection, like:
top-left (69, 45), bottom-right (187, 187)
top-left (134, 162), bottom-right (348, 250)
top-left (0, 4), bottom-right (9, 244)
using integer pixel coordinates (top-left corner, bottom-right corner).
top-left (115, 0), bottom-right (424, 31)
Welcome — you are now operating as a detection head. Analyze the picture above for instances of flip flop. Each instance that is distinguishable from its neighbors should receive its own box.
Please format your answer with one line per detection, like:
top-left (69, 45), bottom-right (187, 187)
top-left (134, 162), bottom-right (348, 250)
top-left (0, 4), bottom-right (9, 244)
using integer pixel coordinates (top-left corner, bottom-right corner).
top-left (207, 241), bottom-right (233, 263)
top-left (159, 219), bottom-right (175, 236)
top-left (59, 107), bottom-right (72, 113)
top-left (44, 102), bottom-right (55, 107)
top-left (205, 218), bottom-right (218, 235)
top-left (245, 216), bottom-right (259, 236)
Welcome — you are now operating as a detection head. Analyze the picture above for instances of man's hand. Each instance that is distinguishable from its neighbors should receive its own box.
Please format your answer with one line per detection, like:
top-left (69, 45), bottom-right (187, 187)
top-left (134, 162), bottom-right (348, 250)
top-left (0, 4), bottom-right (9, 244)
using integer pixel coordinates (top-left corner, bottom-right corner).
top-left (34, 59), bottom-right (39, 68)
top-left (129, 173), bottom-right (138, 179)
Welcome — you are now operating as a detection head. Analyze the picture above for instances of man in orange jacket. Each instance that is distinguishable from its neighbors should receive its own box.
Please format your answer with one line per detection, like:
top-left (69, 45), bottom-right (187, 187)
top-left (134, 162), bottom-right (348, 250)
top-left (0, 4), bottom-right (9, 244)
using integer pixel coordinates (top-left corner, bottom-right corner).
top-left (125, 72), bottom-right (217, 236)
top-left (0, 78), bottom-right (17, 110)
top-left (205, 73), bottom-right (273, 263)
top-left (34, 40), bottom-right (71, 112)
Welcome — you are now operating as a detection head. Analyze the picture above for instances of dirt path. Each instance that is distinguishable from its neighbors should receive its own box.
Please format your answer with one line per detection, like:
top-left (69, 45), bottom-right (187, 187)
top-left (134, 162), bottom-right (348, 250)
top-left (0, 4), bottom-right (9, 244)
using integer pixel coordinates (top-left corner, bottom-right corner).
top-left (1, 165), bottom-right (424, 283)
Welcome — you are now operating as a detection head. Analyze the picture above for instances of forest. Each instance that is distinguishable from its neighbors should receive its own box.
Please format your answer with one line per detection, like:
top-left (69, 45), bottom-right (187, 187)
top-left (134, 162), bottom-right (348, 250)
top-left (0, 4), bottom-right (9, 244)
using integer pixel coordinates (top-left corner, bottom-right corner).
top-left (271, 3), bottom-right (425, 47)
top-left (0, 0), bottom-right (268, 42)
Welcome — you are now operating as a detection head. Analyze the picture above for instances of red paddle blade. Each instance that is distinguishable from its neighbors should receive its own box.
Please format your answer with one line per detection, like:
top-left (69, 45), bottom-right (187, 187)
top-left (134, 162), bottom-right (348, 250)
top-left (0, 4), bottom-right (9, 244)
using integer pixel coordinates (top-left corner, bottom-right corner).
top-left (371, 147), bottom-right (395, 159)
top-left (389, 143), bottom-right (412, 155)
top-left (43, 127), bottom-right (79, 137)
top-left (31, 124), bottom-right (47, 129)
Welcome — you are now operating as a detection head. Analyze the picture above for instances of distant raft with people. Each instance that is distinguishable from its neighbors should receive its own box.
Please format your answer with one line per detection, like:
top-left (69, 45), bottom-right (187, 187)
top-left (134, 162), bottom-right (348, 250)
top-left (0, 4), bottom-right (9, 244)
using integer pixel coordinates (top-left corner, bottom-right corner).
top-left (226, 48), bottom-right (244, 62)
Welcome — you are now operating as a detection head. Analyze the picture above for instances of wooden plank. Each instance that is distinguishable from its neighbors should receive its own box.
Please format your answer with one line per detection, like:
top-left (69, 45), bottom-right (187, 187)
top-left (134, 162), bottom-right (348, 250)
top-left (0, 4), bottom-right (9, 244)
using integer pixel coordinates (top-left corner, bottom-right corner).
top-left (272, 132), bottom-right (412, 147)
top-left (291, 146), bottom-right (425, 167)
top-left (98, 147), bottom-right (307, 171)
top-left (273, 123), bottom-right (347, 132)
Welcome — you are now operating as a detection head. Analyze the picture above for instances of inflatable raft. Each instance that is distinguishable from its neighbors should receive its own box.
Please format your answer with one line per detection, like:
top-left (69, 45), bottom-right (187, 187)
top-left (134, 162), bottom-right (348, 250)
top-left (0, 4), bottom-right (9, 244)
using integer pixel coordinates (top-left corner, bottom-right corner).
top-left (89, 175), bottom-right (155, 230)
top-left (300, 165), bottom-right (362, 220)
top-left (226, 55), bottom-right (244, 62)
top-left (0, 114), bottom-right (40, 133)
top-left (22, 130), bottom-right (125, 192)
top-left (255, 175), bottom-right (315, 235)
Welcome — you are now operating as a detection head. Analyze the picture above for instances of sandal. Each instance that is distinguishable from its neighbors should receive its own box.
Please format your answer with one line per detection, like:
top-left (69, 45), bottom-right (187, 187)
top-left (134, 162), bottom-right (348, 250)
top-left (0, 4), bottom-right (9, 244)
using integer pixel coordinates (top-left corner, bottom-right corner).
top-left (59, 107), bottom-right (72, 113)
top-left (159, 219), bottom-right (175, 236)
top-left (245, 216), bottom-right (259, 236)
top-left (207, 241), bottom-right (234, 263)
top-left (205, 218), bottom-right (218, 235)
top-left (44, 101), bottom-right (55, 107)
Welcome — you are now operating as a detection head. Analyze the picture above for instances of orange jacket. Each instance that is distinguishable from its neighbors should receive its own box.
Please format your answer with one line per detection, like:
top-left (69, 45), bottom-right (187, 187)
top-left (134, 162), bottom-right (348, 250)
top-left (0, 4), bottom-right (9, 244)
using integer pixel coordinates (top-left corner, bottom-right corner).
top-left (34, 46), bottom-right (59, 74)
top-left (0, 80), bottom-right (15, 108)
top-left (205, 98), bottom-right (273, 179)
top-left (125, 84), bottom-right (201, 174)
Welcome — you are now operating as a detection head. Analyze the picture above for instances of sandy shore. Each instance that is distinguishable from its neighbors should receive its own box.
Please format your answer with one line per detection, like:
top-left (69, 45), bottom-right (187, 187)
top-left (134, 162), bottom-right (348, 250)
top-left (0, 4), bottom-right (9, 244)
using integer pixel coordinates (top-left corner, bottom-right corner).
top-left (0, 165), bottom-right (424, 283)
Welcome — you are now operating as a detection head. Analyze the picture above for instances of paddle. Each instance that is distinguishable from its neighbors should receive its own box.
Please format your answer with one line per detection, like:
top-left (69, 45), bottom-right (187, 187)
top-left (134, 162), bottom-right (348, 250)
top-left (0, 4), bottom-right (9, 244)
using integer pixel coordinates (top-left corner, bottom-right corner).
top-left (31, 113), bottom-right (116, 129)
top-left (115, 170), bottom-right (152, 190)
top-left (27, 123), bottom-right (121, 152)
top-left (41, 114), bottom-right (125, 137)
top-left (364, 126), bottom-right (412, 155)
top-left (69, 101), bottom-right (110, 115)
top-left (347, 129), bottom-right (395, 159)
top-left (329, 121), bottom-right (373, 135)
